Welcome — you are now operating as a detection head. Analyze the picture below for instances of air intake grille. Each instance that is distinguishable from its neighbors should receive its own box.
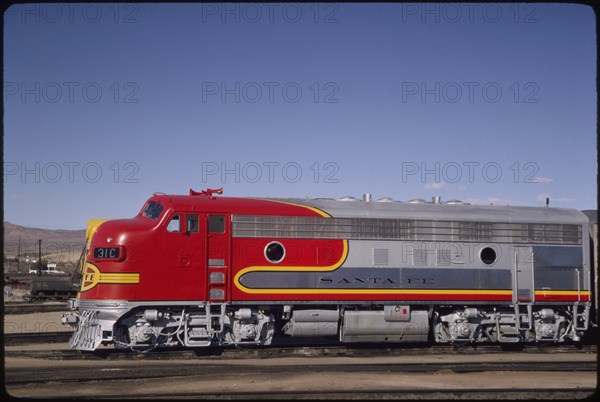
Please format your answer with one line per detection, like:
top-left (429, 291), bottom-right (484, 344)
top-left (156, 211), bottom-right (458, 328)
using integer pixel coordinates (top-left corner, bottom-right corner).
top-left (372, 248), bottom-right (389, 265)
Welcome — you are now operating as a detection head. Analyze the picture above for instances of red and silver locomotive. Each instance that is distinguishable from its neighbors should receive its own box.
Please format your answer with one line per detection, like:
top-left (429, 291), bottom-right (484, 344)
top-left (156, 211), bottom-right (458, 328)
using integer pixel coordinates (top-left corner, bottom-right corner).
top-left (62, 188), bottom-right (593, 351)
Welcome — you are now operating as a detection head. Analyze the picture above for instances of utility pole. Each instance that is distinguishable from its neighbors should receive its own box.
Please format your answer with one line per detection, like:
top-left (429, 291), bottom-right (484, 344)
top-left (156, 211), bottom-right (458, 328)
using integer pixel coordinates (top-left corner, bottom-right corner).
top-left (38, 239), bottom-right (42, 276)
top-left (17, 237), bottom-right (21, 272)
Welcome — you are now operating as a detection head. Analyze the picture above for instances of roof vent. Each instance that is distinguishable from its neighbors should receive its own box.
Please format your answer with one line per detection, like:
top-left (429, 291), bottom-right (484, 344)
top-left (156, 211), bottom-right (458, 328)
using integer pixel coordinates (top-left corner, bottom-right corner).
top-left (363, 193), bottom-right (372, 202)
top-left (432, 195), bottom-right (442, 204)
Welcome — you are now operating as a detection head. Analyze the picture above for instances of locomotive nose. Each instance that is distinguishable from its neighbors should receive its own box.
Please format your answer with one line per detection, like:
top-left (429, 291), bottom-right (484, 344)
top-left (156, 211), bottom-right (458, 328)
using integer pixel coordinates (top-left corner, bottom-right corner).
top-left (77, 218), bottom-right (151, 294)
top-left (86, 219), bottom-right (109, 242)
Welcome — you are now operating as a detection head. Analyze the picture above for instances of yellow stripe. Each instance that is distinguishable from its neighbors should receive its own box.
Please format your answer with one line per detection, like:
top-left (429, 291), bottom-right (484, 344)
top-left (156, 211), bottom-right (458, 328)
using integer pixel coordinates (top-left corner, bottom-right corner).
top-left (234, 240), bottom-right (349, 294)
top-left (234, 201), bottom-right (344, 294)
top-left (234, 201), bottom-right (591, 298)
top-left (80, 263), bottom-right (140, 291)
top-left (240, 289), bottom-right (590, 296)
top-left (260, 199), bottom-right (331, 218)
top-left (235, 288), bottom-right (592, 297)
top-left (535, 290), bottom-right (590, 297)
top-left (237, 288), bottom-right (513, 295)
top-left (98, 274), bottom-right (140, 283)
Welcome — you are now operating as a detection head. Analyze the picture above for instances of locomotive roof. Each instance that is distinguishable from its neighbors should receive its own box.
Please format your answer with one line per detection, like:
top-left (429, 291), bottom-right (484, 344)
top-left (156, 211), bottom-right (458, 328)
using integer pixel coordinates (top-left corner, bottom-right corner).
top-left (152, 193), bottom-right (588, 225)
top-left (277, 197), bottom-right (588, 225)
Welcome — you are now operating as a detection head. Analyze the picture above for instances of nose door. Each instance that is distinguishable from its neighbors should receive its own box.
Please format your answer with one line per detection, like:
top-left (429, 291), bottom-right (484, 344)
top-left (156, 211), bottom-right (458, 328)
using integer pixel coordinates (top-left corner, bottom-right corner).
top-left (205, 213), bottom-right (230, 302)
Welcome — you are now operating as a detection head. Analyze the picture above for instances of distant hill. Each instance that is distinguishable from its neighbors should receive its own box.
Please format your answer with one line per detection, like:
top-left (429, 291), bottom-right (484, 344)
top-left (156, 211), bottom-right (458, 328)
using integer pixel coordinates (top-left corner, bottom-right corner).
top-left (3, 222), bottom-right (86, 266)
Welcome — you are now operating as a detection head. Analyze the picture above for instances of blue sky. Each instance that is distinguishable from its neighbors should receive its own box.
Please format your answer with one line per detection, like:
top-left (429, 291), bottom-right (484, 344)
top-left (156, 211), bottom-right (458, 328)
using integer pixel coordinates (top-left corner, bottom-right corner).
top-left (3, 3), bottom-right (597, 229)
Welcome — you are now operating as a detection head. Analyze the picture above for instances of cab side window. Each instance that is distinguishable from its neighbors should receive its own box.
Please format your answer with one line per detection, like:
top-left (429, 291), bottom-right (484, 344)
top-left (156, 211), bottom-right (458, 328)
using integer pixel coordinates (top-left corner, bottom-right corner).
top-left (187, 214), bottom-right (199, 233)
top-left (209, 215), bottom-right (225, 233)
top-left (167, 214), bottom-right (181, 232)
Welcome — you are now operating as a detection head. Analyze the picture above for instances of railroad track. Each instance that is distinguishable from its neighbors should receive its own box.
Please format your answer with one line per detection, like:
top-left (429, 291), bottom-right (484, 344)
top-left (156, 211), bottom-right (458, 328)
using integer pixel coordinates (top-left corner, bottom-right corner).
top-left (4, 302), bottom-right (68, 315)
top-left (4, 331), bottom-right (72, 345)
top-left (5, 359), bottom-right (597, 400)
top-left (7, 338), bottom-right (596, 400)
top-left (6, 359), bottom-right (597, 385)
top-left (85, 388), bottom-right (598, 400)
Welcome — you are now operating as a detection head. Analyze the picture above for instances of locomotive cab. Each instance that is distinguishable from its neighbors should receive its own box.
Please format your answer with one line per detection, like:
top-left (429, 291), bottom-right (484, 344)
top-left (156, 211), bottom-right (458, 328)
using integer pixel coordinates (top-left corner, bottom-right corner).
top-left (63, 191), bottom-right (256, 351)
top-left (72, 194), bottom-right (233, 303)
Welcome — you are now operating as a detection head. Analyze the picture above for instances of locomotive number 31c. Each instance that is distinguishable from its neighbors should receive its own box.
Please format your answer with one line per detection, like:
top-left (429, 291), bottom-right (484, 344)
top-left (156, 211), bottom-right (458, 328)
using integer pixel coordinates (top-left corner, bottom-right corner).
top-left (93, 247), bottom-right (120, 259)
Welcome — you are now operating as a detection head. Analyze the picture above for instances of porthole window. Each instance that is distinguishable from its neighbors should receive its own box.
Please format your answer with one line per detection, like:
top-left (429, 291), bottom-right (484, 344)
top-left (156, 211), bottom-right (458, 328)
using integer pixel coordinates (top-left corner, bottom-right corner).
top-left (480, 247), bottom-right (497, 265)
top-left (265, 241), bottom-right (285, 264)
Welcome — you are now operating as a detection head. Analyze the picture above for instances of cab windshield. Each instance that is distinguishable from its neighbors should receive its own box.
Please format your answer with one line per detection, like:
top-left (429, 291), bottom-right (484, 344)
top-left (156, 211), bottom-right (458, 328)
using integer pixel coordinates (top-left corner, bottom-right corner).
top-left (141, 201), bottom-right (164, 220)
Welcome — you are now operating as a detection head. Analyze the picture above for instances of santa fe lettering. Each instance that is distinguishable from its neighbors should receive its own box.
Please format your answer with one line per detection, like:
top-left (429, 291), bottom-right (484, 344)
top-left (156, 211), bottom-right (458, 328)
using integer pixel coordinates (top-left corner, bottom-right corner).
top-left (407, 278), bottom-right (435, 285)
top-left (319, 277), bottom-right (395, 285)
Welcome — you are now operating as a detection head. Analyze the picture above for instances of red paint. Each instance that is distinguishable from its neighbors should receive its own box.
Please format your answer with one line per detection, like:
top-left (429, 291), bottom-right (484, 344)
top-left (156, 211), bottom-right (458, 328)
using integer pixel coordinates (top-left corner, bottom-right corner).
top-left (80, 195), bottom-right (327, 302)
